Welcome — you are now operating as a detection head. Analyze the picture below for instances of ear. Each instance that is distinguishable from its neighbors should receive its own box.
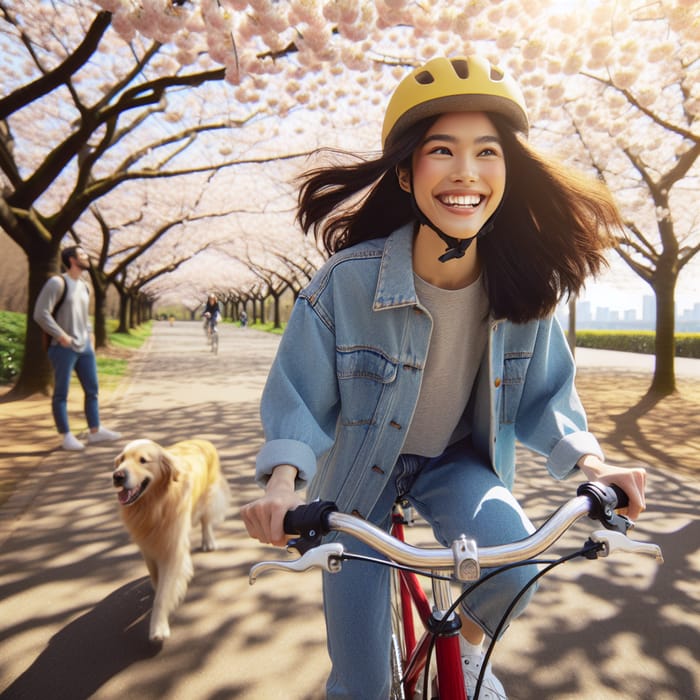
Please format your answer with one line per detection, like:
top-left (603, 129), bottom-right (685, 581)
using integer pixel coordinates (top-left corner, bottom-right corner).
top-left (160, 449), bottom-right (183, 482)
top-left (396, 166), bottom-right (412, 193)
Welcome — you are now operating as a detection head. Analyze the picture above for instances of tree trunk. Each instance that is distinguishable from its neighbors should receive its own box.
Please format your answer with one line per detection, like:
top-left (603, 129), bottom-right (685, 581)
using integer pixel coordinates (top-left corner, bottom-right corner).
top-left (90, 269), bottom-right (108, 348)
top-left (129, 294), bottom-right (137, 328)
top-left (4, 248), bottom-right (60, 399)
top-left (93, 284), bottom-right (108, 348)
top-left (272, 292), bottom-right (282, 329)
top-left (116, 290), bottom-right (129, 333)
top-left (567, 296), bottom-right (576, 358)
top-left (650, 279), bottom-right (676, 396)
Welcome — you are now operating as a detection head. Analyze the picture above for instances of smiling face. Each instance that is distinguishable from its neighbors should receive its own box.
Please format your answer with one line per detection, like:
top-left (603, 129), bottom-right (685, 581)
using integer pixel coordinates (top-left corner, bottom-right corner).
top-left (399, 111), bottom-right (507, 241)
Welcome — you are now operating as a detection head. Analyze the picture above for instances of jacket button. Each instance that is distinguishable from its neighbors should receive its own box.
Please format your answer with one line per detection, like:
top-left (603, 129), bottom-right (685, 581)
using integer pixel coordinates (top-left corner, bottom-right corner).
top-left (389, 420), bottom-right (402, 430)
top-left (494, 378), bottom-right (502, 388)
top-left (371, 465), bottom-right (385, 475)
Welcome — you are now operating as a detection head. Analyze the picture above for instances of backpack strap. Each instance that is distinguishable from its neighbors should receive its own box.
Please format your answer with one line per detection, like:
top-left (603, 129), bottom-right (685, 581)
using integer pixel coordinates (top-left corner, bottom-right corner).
top-left (52, 274), bottom-right (68, 317)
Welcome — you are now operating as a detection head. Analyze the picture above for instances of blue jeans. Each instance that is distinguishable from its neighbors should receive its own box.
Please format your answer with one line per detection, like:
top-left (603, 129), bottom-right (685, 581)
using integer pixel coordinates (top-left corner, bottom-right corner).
top-left (323, 438), bottom-right (538, 699)
top-left (47, 344), bottom-right (100, 434)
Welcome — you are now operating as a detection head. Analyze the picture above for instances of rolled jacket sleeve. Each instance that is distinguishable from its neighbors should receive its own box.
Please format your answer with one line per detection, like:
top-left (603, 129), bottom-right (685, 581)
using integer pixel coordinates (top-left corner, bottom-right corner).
top-left (548, 430), bottom-right (604, 478)
top-left (513, 317), bottom-right (603, 480)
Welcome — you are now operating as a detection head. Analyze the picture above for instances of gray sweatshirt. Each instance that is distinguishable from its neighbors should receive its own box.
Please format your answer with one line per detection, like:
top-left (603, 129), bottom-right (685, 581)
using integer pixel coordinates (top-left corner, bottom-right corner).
top-left (33, 273), bottom-right (92, 352)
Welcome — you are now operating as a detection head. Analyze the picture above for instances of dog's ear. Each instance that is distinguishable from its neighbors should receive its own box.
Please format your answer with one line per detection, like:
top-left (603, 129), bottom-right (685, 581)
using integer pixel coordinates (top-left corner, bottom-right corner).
top-left (160, 449), bottom-right (183, 482)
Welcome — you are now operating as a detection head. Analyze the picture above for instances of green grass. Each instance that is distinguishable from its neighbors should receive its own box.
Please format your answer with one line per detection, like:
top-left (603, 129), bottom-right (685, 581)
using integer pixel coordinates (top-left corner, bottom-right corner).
top-left (0, 313), bottom-right (152, 385)
top-left (97, 321), bottom-right (151, 381)
top-left (249, 320), bottom-right (286, 335)
top-left (107, 320), bottom-right (152, 349)
top-left (96, 357), bottom-right (129, 378)
top-left (0, 311), bottom-right (26, 383)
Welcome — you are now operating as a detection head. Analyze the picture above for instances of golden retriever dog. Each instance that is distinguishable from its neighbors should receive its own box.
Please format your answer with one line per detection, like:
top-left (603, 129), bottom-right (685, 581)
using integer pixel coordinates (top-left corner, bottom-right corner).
top-left (112, 438), bottom-right (230, 642)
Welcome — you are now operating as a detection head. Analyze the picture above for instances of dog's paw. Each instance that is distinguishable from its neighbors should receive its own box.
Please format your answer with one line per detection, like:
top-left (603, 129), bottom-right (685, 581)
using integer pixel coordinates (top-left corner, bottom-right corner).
top-left (201, 538), bottom-right (217, 552)
top-left (149, 621), bottom-right (170, 643)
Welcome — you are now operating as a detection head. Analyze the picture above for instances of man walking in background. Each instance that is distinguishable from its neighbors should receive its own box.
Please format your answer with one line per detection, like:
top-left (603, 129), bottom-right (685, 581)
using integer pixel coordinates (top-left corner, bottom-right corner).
top-left (33, 245), bottom-right (121, 451)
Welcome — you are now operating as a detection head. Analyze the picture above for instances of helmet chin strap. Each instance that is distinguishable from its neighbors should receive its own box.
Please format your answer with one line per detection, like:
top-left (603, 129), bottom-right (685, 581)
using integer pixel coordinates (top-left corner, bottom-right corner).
top-left (406, 170), bottom-right (506, 263)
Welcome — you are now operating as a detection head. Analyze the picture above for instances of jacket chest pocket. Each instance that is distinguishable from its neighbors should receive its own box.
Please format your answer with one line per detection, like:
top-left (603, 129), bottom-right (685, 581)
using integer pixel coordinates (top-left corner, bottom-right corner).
top-left (501, 355), bottom-right (530, 424)
top-left (336, 347), bottom-right (399, 426)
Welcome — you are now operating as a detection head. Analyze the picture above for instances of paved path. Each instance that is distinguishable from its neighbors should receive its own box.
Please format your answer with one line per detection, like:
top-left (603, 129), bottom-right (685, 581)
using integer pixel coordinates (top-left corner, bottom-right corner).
top-left (574, 346), bottom-right (700, 377)
top-left (0, 322), bottom-right (698, 700)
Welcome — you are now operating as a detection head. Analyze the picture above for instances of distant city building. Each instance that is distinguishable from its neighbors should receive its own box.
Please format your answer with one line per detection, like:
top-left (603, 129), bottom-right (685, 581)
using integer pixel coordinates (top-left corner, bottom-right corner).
top-left (643, 295), bottom-right (656, 323)
top-left (564, 295), bottom-right (699, 331)
top-left (680, 303), bottom-right (700, 322)
top-left (596, 307), bottom-right (611, 322)
top-left (578, 301), bottom-right (592, 323)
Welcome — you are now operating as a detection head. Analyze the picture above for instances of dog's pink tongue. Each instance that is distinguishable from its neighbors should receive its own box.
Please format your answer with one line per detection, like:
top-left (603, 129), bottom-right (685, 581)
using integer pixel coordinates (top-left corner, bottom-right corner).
top-left (118, 488), bottom-right (134, 505)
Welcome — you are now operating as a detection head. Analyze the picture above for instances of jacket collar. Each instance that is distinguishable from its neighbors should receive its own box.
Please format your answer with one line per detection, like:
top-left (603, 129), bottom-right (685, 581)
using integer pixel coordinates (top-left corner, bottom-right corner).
top-left (373, 223), bottom-right (419, 311)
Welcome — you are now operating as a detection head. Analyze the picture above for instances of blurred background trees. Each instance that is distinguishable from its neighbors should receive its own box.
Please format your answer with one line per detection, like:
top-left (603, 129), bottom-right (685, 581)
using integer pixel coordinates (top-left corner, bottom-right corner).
top-left (1, 0), bottom-right (698, 396)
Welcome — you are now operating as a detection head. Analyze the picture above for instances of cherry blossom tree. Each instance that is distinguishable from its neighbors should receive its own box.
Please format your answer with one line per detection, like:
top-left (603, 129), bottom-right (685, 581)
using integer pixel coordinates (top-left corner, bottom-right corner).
top-left (0, 0), bottom-right (310, 397)
top-left (2, 0), bottom-right (698, 399)
top-left (94, 0), bottom-right (695, 395)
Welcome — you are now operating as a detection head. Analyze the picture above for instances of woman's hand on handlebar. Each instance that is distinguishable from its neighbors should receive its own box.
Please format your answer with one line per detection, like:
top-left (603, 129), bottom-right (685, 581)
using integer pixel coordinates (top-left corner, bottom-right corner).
top-left (577, 455), bottom-right (647, 520)
top-left (241, 465), bottom-right (305, 547)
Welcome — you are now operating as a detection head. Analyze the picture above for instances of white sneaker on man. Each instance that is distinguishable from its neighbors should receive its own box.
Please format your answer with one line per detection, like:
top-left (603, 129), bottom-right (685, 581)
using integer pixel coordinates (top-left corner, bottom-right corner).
top-left (62, 433), bottom-right (85, 451)
top-left (87, 427), bottom-right (122, 444)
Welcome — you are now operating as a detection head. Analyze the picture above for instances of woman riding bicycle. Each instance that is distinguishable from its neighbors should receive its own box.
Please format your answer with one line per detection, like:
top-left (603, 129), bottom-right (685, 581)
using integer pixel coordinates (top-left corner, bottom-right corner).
top-left (202, 293), bottom-right (222, 338)
top-left (242, 55), bottom-right (647, 700)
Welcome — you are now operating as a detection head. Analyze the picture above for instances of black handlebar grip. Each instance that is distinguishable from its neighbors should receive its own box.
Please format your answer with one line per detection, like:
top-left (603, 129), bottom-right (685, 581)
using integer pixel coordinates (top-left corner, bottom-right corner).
top-left (283, 500), bottom-right (338, 536)
top-left (577, 481), bottom-right (632, 532)
top-left (609, 483), bottom-right (629, 509)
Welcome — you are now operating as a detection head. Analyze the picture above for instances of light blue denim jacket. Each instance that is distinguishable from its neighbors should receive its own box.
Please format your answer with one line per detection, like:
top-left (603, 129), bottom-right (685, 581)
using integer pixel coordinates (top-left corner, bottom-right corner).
top-left (256, 223), bottom-right (603, 516)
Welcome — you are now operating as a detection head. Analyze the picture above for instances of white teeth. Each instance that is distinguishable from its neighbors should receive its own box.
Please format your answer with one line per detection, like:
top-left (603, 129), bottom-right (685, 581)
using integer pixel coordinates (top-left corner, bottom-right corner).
top-left (440, 194), bottom-right (482, 207)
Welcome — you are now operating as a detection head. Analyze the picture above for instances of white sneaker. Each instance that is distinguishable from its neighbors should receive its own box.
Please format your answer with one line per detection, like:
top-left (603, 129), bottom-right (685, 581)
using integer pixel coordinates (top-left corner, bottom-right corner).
top-left (462, 652), bottom-right (507, 700)
top-left (62, 433), bottom-right (85, 451)
top-left (87, 427), bottom-right (122, 444)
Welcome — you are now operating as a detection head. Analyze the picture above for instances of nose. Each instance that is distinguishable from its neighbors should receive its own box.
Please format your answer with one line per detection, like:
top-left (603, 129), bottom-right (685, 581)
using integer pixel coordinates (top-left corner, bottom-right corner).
top-left (113, 470), bottom-right (126, 487)
top-left (451, 155), bottom-right (478, 183)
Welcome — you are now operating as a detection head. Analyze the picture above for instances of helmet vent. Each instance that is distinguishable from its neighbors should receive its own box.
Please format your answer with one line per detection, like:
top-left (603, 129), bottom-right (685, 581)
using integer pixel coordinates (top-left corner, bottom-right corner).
top-left (490, 66), bottom-right (505, 81)
top-left (450, 59), bottom-right (469, 79)
top-left (415, 70), bottom-right (435, 85)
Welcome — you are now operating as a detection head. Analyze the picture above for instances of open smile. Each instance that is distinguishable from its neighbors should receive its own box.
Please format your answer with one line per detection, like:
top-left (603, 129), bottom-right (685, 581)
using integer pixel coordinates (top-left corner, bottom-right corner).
top-left (437, 193), bottom-right (484, 209)
top-left (117, 477), bottom-right (151, 506)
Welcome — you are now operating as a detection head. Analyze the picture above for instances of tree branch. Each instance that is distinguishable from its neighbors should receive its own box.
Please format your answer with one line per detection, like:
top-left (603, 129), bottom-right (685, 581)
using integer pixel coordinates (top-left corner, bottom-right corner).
top-left (0, 10), bottom-right (112, 120)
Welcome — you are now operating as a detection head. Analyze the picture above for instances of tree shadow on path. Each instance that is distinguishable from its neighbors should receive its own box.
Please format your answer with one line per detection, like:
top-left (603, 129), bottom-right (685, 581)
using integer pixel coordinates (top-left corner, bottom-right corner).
top-left (1, 578), bottom-right (159, 700)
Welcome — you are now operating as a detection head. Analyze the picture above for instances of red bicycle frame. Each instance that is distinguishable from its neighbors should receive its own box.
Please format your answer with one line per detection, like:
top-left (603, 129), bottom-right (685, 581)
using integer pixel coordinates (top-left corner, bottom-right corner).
top-left (391, 510), bottom-right (467, 700)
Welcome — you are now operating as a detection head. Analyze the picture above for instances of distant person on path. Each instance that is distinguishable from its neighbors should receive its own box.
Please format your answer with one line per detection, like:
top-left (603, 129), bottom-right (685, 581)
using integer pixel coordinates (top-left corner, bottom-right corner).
top-left (239, 310), bottom-right (248, 327)
top-left (202, 293), bottom-right (222, 339)
top-left (33, 245), bottom-right (122, 451)
top-left (242, 55), bottom-right (647, 699)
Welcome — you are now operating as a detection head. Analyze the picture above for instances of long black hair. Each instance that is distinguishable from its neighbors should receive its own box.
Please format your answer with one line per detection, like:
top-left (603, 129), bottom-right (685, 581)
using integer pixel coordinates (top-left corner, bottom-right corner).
top-left (297, 113), bottom-right (622, 323)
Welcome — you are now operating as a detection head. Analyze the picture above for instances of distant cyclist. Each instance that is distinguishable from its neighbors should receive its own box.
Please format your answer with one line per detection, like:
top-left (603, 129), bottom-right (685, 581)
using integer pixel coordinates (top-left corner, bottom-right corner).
top-left (202, 293), bottom-right (222, 341)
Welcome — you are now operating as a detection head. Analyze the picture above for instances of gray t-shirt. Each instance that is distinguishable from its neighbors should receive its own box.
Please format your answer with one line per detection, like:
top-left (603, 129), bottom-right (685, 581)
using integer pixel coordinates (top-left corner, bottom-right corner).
top-left (401, 273), bottom-right (489, 457)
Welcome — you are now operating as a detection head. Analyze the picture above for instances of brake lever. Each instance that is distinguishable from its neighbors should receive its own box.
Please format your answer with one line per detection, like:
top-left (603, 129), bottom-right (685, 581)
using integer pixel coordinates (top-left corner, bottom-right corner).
top-left (588, 530), bottom-right (664, 563)
top-left (249, 543), bottom-right (345, 584)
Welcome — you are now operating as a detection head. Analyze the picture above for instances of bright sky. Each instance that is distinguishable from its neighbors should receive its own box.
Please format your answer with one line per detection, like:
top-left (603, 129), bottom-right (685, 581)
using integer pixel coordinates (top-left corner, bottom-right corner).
top-left (582, 256), bottom-right (698, 315)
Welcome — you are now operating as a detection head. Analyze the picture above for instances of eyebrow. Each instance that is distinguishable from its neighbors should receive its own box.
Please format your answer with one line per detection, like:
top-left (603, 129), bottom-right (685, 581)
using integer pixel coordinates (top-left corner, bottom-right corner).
top-left (422, 133), bottom-right (502, 146)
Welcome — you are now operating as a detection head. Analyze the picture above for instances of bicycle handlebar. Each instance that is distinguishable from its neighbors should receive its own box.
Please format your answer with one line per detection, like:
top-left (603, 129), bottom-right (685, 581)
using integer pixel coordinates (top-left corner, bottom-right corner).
top-left (249, 482), bottom-right (662, 584)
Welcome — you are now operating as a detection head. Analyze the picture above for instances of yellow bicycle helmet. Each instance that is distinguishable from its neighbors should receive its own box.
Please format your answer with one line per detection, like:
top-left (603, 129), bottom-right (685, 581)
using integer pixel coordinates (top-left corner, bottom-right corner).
top-left (382, 55), bottom-right (529, 150)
